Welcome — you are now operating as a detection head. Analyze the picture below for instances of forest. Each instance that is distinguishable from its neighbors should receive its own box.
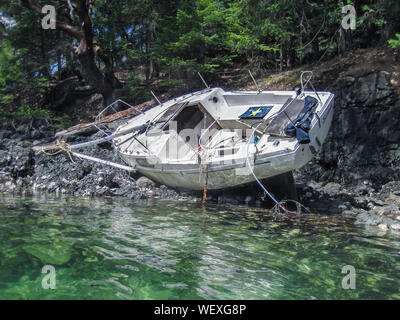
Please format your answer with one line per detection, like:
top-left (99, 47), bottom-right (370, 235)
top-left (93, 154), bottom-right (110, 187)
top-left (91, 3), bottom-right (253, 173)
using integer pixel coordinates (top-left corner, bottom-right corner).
top-left (0, 0), bottom-right (400, 121)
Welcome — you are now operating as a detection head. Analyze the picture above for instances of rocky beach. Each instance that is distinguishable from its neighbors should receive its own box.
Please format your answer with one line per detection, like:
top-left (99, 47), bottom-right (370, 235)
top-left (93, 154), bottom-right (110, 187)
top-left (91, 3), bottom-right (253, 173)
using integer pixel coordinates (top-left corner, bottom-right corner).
top-left (1, 66), bottom-right (399, 232)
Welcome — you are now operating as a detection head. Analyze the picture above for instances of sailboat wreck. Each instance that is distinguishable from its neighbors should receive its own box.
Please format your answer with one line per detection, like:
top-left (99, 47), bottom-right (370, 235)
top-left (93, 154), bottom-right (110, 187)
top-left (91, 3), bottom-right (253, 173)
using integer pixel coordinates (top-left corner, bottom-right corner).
top-left (39, 71), bottom-right (335, 198)
top-left (112, 72), bottom-right (334, 192)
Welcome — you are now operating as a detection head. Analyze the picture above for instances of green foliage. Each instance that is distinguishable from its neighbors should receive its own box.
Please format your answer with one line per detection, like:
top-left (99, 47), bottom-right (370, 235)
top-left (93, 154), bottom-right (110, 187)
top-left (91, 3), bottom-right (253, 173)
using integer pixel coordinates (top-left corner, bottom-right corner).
top-left (118, 74), bottom-right (151, 105)
top-left (0, 94), bottom-right (15, 104)
top-left (1, 0), bottom-right (400, 113)
top-left (0, 42), bottom-right (24, 88)
top-left (158, 79), bottom-right (185, 87)
top-left (53, 114), bottom-right (74, 129)
top-left (0, 105), bottom-right (72, 128)
top-left (3, 0), bottom-right (400, 79)
top-left (0, 105), bottom-right (52, 119)
top-left (388, 34), bottom-right (400, 51)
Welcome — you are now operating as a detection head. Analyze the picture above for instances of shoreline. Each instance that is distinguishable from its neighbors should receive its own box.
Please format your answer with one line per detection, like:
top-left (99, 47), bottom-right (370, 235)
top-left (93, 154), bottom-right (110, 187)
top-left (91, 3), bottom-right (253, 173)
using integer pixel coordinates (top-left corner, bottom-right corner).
top-left (1, 67), bottom-right (400, 232)
top-left (1, 118), bottom-right (399, 232)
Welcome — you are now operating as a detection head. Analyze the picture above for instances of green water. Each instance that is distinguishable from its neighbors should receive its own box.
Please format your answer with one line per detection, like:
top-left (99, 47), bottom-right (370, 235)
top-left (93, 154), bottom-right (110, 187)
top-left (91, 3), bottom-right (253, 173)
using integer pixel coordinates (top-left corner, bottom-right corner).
top-left (0, 195), bottom-right (399, 300)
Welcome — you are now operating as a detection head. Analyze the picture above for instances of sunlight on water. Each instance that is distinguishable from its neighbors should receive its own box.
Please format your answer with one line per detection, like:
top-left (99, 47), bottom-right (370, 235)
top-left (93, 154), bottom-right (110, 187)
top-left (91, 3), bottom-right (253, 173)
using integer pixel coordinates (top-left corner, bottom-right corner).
top-left (0, 194), bottom-right (399, 300)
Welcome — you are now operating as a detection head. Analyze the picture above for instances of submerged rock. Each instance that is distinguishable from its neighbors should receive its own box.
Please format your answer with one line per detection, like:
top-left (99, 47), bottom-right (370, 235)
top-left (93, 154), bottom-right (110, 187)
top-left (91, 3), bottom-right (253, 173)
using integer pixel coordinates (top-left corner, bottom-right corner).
top-left (23, 242), bottom-right (73, 266)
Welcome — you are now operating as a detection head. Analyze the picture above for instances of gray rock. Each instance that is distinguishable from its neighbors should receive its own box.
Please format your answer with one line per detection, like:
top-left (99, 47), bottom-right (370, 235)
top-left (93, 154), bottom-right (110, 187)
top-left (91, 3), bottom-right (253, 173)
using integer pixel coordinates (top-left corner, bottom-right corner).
top-left (0, 130), bottom-right (12, 139)
top-left (136, 176), bottom-right (156, 188)
top-left (323, 182), bottom-right (341, 194)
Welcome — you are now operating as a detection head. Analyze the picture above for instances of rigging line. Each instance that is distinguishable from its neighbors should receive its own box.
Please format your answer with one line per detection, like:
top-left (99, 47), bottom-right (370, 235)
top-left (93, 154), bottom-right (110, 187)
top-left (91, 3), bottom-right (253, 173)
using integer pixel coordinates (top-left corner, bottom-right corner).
top-left (114, 125), bottom-right (151, 152)
top-left (123, 131), bottom-right (139, 152)
top-left (32, 123), bottom-right (147, 153)
top-left (132, 135), bottom-right (150, 151)
top-left (198, 72), bottom-right (210, 89)
top-left (150, 90), bottom-right (162, 105)
top-left (198, 118), bottom-right (219, 149)
top-left (202, 165), bottom-right (208, 206)
top-left (248, 70), bottom-right (261, 93)
top-left (66, 125), bottom-right (144, 150)
top-left (235, 119), bottom-right (263, 135)
top-left (245, 123), bottom-right (288, 213)
top-left (296, 16), bottom-right (326, 52)
top-left (115, 131), bottom-right (139, 147)
top-left (317, 25), bottom-right (341, 64)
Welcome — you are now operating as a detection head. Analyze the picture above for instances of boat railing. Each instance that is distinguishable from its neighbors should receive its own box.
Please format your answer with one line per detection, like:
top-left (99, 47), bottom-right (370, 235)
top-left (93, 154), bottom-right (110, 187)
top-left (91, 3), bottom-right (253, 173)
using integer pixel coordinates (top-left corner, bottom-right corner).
top-left (300, 71), bottom-right (324, 128)
top-left (198, 118), bottom-right (220, 150)
top-left (300, 71), bottom-right (323, 104)
top-left (94, 99), bottom-right (144, 136)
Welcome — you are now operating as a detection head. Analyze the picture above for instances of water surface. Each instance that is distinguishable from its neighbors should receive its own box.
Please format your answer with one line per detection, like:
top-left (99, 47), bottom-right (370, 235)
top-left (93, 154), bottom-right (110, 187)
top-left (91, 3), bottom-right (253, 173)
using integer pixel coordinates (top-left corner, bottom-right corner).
top-left (0, 195), bottom-right (399, 299)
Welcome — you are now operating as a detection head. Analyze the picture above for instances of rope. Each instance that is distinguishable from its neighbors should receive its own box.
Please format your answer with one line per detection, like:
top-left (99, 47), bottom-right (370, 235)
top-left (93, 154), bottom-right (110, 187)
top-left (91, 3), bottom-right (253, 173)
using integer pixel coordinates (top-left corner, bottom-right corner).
top-left (317, 25), bottom-right (341, 64)
top-left (33, 123), bottom-right (147, 153)
top-left (202, 164), bottom-right (208, 206)
top-left (245, 123), bottom-right (309, 215)
top-left (270, 200), bottom-right (310, 215)
top-left (40, 140), bottom-right (75, 163)
top-left (245, 123), bottom-right (287, 213)
top-left (39, 140), bottom-right (136, 172)
top-left (296, 16), bottom-right (326, 52)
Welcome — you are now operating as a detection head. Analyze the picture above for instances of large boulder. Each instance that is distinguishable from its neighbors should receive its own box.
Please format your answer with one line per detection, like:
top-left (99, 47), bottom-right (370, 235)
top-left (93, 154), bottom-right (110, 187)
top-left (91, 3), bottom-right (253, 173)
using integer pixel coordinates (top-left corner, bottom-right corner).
top-left (300, 70), bottom-right (400, 187)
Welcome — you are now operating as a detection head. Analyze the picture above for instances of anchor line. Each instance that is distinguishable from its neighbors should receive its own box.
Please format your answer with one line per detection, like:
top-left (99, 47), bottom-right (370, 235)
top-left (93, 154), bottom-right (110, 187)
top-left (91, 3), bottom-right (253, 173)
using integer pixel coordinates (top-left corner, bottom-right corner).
top-left (38, 141), bottom-right (135, 172)
top-left (40, 141), bottom-right (75, 163)
top-left (245, 123), bottom-right (286, 213)
top-left (245, 124), bottom-right (309, 214)
top-left (201, 164), bottom-right (209, 207)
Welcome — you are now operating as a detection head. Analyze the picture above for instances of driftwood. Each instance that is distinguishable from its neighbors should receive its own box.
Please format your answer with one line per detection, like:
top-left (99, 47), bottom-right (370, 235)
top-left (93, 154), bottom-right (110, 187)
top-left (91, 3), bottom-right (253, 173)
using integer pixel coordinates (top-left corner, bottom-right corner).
top-left (55, 98), bottom-right (157, 137)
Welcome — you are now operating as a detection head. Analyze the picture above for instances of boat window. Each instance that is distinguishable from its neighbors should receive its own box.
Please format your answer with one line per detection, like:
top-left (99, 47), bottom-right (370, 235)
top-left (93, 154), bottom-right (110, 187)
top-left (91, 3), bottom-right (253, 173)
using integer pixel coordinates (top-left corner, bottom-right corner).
top-left (165, 105), bottom-right (205, 132)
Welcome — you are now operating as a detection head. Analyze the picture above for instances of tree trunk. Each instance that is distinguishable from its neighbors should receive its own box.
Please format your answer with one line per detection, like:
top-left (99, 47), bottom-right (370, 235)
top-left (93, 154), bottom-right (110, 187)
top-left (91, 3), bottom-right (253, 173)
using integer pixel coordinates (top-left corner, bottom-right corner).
top-left (286, 36), bottom-right (296, 68)
top-left (22, 0), bottom-right (120, 106)
top-left (103, 89), bottom-right (119, 107)
top-left (338, 27), bottom-right (352, 55)
top-left (145, 16), bottom-right (156, 81)
top-left (312, 38), bottom-right (320, 61)
top-left (381, 22), bottom-right (394, 43)
top-left (76, 48), bottom-right (119, 106)
top-left (40, 32), bottom-right (50, 77)
top-left (338, 1), bottom-right (352, 55)
top-left (57, 49), bottom-right (62, 80)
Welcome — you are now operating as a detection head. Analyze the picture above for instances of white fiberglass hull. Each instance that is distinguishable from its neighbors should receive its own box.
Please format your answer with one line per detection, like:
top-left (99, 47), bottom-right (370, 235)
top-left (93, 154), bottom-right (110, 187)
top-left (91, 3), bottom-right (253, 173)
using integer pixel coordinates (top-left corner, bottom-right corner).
top-left (115, 86), bottom-right (335, 191)
top-left (124, 144), bottom-right (310, 191)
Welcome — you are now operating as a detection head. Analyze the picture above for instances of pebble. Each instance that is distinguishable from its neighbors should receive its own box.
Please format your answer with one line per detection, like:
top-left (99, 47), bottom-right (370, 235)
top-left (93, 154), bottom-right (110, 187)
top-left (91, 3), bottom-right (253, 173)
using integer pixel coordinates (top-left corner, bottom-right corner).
top-left (378, 224), bottom-right (389, 231)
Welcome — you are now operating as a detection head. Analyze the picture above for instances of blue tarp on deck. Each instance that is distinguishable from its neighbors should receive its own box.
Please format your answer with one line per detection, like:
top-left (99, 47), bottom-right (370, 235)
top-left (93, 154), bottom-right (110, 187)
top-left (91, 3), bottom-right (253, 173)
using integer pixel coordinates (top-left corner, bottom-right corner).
top-left (284, 95), bottom-right (319, 144)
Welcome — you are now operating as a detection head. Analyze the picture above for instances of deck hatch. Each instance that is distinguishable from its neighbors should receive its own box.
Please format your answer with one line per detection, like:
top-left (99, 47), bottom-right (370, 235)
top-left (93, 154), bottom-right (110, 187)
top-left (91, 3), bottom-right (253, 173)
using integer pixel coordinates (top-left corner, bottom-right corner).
top-left (239, 106), bottom-right (273, 119)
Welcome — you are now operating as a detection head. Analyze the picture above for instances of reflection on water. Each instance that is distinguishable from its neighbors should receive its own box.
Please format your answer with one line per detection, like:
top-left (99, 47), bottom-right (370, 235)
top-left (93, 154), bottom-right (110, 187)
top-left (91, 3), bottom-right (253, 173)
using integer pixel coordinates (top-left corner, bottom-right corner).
top-left (0, 194), bottom-right (399, 300)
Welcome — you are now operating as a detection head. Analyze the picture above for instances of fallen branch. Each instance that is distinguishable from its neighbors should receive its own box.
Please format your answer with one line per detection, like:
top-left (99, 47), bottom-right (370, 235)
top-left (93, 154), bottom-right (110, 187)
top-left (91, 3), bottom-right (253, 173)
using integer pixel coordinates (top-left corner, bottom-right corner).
top-left (55, 98), bottom-right (158, 137)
